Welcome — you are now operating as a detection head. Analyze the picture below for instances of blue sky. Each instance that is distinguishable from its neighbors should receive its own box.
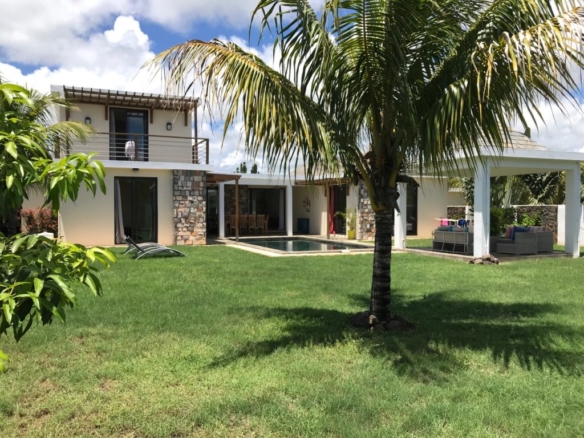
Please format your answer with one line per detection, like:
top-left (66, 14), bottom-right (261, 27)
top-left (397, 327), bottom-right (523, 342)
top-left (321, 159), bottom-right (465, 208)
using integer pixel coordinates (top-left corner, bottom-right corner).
top-left (1, 0), bottom-right (583, 169)
top-left (0, 0), bottom-right (282, 169)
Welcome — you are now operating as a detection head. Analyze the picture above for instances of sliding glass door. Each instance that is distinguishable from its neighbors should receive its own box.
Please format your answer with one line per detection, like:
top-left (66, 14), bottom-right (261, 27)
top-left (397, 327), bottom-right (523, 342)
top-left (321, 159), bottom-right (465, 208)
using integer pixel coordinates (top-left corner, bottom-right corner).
top-left (109, 108), bottom-right (149, 161)
top-left (115, 177), bottom-right (157, 243)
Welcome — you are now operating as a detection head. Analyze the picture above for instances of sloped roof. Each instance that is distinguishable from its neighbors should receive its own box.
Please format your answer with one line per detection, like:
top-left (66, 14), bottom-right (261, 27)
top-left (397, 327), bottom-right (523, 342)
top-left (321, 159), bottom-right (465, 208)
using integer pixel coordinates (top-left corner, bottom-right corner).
top-left (501, 130), bottom-right (549, 150)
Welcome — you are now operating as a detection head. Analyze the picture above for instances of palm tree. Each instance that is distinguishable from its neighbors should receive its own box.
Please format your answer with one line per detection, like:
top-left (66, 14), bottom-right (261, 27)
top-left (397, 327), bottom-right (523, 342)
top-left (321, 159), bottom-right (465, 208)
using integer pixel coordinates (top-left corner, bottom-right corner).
top-left (149, 1), bottom-right (584, 326)
top-left (0, 79), bottom-right (94, 227)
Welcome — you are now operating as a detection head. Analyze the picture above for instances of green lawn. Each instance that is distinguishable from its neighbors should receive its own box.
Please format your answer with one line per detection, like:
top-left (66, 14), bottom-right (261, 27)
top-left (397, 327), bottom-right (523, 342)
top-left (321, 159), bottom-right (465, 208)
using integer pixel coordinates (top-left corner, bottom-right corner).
top-left (1, 247), bottom-right (584, 437)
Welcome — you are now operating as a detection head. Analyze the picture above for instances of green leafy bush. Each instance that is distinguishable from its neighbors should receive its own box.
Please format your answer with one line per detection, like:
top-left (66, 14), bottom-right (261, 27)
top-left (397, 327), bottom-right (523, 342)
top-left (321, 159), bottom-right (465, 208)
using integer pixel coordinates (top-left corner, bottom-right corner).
top-left (490, 207), bottom-right (505, 236)
top-left (519, 212), bottom-right (542, 227)
top-left (0, 82), bottom-right (115, 371)
top-left (0, 234), bottom-right (114, 343)
top-left (501, 207), bottom-right (517, 227)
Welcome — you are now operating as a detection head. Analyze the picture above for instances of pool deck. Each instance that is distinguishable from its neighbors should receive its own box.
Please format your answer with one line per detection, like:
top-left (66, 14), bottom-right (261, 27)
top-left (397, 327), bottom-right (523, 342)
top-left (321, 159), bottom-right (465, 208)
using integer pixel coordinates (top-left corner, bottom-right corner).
top-left (213, 235), bottom-right (572, 262)
top-left (216, 235), bottom-right (375, 257)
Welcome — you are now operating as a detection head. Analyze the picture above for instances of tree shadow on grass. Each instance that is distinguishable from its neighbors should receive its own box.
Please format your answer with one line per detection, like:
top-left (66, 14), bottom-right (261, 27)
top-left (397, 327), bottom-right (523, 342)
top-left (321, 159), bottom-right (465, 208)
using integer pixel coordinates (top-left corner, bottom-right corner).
top-left (211, 292), bottom-right (584, 380)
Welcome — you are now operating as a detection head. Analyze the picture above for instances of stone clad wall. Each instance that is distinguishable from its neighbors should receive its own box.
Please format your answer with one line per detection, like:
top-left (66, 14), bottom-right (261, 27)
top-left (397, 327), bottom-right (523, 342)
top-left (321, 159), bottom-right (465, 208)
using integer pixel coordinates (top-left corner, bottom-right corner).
top-left (225, 185), bottom-right (249, 216)
top-left (357, 181), bottom-right (375, 241)
top-left (515, 205), bottom-right (558, 239)
top-left (447, 206), bottom-right (466, 219)
top-left (173, 170), bottom-right (206, 245)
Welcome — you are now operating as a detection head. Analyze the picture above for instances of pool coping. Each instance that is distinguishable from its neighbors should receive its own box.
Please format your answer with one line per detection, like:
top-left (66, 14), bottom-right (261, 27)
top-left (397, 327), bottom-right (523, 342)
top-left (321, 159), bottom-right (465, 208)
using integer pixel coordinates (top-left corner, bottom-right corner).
top-left (217, 235), bottom-right (376, 257)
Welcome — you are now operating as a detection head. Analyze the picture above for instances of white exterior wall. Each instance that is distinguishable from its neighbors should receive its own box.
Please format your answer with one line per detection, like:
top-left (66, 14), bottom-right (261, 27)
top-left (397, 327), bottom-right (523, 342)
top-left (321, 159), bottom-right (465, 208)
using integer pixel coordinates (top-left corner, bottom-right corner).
top-left (22, 191), bottom-right (49, 210)
top-left (292, 186), bottom-right (328, 235)
top-left (291, 178), bottom-right (464, 238)
top-left (68, 103), bottom-right (192, 138)
top-left (56, 98), bottom-right (196, 164)
top-left (557, 205), bottom-right (584, 246)
top-left (59, 168), bottom-right (174, 246)
top-left (415, 178), bottom-right (466, 238)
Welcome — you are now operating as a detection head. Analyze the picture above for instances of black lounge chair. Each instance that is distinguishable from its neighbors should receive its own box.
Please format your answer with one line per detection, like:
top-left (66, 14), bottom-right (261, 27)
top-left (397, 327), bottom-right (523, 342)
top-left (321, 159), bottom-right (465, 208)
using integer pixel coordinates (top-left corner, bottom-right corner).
top-left (124, 236), bottom-right (186, 259)
top-left (123, 237), bottom-right (164, 255)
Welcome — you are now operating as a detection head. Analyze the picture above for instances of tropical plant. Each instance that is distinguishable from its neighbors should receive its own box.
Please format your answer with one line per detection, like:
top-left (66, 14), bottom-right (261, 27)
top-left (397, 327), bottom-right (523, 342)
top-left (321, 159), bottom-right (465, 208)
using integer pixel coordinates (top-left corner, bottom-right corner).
top-left (335, 208), bottom-right (357, 231)
top-left (235, 162), bottom-right (248, 173)
top-left (150, 0), bottom-right (584, 325)
top-left (518, 212), bottom-right (542, 227)
top-left (0, 77), bottom-right (94, 235)
top-left (0, 82), bottom-right (115, 371)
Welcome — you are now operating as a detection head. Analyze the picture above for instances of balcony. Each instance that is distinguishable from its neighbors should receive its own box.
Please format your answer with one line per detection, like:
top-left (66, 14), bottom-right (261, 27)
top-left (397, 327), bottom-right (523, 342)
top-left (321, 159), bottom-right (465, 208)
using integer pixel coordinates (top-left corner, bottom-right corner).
top-left (62, 132), bottom-right (210, 165)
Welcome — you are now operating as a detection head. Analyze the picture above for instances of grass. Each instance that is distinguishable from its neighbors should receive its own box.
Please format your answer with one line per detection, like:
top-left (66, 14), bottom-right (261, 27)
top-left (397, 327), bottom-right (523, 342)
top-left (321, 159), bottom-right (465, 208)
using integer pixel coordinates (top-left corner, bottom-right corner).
top-left (1, 246), bottom-right (584, 437)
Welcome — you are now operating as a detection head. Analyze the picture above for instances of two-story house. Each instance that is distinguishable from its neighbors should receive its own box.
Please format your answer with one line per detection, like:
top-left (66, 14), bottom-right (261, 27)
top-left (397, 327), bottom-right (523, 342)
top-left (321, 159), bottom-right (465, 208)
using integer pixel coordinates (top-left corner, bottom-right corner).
top-left (21, 85), bottom-right (470, 248)
top-left (47, 85), bottom-right (217, 246)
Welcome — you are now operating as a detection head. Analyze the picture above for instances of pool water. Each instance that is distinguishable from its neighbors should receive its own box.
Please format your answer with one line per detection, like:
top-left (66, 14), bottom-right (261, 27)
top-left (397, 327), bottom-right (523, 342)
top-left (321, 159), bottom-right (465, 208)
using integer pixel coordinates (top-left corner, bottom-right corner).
top-left (241, 238), bottom-right (372, 253)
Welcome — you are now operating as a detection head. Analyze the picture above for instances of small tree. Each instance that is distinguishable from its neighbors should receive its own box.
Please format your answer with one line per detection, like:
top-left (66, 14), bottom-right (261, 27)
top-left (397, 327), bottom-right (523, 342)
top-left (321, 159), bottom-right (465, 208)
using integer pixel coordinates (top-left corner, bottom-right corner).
top-left (250, 163), bottom-right (259, 174)
top-left (0, 83), bottom-right (115, 371)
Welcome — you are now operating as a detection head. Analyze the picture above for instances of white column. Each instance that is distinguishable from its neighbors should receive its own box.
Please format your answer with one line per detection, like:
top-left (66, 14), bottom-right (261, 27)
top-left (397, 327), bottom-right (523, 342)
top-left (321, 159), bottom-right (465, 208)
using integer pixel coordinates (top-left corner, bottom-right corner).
top-left (286, 184), bottom-right (293, 237)
top-left (473, 161), bottom-right (491, 258)
top-left (393, 183), bottom-right (407, 249)
top-left (218, 183), bottom-right (225, 238)
top-left (564, 166), bottom-right (581, 257)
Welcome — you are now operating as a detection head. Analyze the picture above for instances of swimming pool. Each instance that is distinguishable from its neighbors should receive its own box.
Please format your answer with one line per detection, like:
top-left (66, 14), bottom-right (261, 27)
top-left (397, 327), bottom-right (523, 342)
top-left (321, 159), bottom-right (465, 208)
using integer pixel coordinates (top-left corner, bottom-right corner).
top-left (235, 237), bottom-right (374, 254)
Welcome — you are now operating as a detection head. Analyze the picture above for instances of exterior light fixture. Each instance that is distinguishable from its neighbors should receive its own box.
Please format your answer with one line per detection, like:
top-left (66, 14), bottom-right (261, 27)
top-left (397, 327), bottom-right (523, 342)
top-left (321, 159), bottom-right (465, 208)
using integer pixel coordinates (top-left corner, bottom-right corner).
top-left (85, 117), bottom-right (91, 125)
top-left (166, 122), bottom-right (172, 131)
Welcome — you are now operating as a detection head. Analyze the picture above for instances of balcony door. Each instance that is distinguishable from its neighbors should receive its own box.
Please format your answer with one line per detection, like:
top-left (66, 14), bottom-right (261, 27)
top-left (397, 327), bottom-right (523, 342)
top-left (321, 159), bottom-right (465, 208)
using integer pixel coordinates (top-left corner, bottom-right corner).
top-left (114, 177), bottom-right (158, 243)
top-left (109, 108), bottom-right (149, 161)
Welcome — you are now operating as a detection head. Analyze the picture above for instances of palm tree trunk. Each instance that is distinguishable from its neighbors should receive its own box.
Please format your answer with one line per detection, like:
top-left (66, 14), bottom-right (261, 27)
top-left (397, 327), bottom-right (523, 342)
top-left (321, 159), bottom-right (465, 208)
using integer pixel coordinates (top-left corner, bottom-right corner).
top-left (370, 208), bottom-right (393, 322)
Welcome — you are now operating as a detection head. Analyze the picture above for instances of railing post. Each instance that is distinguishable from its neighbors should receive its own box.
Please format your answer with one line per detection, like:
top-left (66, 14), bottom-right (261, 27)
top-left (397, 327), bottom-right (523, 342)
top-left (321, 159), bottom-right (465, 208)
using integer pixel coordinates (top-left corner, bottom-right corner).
top-left (194, 140), bottom-right (198, 164)
top-left (206, 139), bottom-right (209, 165)
top-left (134, 135), bottom-right (138, 161)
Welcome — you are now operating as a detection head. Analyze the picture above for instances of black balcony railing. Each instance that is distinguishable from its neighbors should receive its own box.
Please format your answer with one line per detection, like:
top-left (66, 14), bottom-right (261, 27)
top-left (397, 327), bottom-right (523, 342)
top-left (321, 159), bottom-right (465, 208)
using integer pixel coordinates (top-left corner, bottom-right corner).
top-left (60, 132), bottom-right (210, 165)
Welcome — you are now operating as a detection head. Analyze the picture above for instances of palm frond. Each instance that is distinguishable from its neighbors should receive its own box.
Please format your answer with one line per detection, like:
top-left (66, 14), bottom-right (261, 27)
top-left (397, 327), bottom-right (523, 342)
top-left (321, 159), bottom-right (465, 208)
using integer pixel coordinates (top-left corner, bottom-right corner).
top-left (148, 39), bottom-right (337, 178)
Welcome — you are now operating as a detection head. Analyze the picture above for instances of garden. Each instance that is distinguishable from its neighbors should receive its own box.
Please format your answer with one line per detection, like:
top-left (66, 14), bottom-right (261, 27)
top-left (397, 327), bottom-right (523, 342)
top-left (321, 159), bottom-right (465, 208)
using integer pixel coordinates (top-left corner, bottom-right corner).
top-left (1, 246), bottom-right (583, 437)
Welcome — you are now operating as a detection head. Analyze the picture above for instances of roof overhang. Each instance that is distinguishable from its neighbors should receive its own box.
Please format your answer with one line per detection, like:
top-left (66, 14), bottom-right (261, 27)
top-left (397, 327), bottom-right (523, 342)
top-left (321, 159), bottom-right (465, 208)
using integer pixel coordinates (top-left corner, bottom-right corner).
top-left (295, 177), bottom-right (349, 186)
top-left (62, 86), bottom-right (198, 112)
top-left (441, 147), bottom-right (584, 178)
top-left (207, 173), bottom-right (242, 184)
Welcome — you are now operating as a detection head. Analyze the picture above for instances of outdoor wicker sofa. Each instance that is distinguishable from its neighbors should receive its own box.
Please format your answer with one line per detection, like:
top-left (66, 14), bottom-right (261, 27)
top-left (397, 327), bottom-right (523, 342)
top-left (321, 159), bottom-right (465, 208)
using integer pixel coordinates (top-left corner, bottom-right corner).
top-left (496, 232), bottom-right (538, 255)
top-left (432, 231), bottom-right (473, 254)
top-left (495, 230), bottom-right (553, 255)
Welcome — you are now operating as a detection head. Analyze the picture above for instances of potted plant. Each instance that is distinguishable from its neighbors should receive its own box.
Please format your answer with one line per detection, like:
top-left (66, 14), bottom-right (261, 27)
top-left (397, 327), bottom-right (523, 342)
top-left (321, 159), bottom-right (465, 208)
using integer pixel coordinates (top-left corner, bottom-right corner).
top-left (336, 208), bottom-right (357, 240)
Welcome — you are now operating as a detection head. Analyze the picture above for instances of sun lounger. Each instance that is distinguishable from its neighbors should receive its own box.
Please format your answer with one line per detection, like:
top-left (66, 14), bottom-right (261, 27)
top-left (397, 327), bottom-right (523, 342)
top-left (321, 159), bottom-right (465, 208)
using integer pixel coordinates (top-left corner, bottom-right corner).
top-left (123, 237), bottom-right (165, 255)
top-left (124, 236), bottom-right (186, 259)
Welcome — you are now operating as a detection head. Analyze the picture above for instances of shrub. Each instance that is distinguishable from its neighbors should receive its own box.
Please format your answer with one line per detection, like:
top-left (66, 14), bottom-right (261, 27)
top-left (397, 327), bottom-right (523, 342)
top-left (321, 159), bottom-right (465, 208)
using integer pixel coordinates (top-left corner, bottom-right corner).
top-left (502, 207), bottom-right (517, 227)
top-left (490, 207), bottom-right (505, 236)
top-left (20, 208), bottom-right (58, 235)
top-left (519, 212), bottom-right (542, 227)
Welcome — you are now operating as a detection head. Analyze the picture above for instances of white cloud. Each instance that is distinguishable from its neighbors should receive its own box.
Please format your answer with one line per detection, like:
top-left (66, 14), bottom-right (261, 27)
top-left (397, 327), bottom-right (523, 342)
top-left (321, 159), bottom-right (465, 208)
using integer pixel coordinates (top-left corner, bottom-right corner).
top-left (0, 14), bottom-right (155, 93)
top-left (513, 99), bottom-right (584, 153)
top-left (2, 0), bottom-right (583, 173)
top-left (140, 0), bottom-right (324, 30)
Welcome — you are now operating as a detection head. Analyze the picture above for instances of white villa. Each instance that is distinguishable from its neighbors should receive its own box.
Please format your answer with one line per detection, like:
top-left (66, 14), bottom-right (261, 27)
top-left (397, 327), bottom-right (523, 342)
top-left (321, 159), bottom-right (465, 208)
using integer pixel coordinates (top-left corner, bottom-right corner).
top-left (22, 86), bottom-right (583, 258)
